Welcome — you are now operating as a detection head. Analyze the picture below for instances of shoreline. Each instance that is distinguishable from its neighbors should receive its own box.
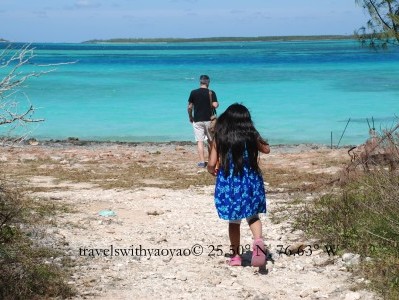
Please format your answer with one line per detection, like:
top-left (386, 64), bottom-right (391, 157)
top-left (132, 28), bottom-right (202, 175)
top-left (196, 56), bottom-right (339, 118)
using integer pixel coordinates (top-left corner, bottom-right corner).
top-left (2, 137), bottom-right (355, 149)
top-left (0, 137), bottom-right (356, 154)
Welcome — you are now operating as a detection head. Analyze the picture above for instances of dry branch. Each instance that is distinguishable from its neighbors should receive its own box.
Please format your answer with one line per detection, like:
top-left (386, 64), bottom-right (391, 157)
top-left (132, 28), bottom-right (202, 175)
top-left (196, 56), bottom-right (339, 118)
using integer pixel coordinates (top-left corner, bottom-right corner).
top-left (348, 122), bottom-right (399, 172)
top-left (0, 44), bottom-right (75, 141)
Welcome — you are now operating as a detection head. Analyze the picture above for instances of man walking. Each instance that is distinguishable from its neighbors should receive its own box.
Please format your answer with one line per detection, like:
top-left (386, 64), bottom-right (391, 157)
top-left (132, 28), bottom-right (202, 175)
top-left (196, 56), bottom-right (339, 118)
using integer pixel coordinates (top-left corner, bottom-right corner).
top-left (187, 75), bottom-right (219, 168)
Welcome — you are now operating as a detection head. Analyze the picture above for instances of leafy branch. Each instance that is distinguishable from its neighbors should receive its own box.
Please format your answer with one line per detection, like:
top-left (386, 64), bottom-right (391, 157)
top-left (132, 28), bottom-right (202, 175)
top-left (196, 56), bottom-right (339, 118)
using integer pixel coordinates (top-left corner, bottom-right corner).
top-left (355, 0), bottom-right (399, 48)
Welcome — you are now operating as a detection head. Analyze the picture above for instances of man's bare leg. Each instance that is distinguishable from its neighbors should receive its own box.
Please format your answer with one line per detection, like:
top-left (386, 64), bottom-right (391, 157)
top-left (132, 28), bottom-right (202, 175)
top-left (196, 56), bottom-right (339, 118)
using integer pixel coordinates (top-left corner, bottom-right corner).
top-left (197, 141), bottom-right (205, 163)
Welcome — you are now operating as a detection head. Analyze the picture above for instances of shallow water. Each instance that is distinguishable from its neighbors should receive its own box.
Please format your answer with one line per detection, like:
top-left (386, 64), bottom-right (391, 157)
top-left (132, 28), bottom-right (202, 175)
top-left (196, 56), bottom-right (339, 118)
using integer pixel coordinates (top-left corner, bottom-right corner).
top-left (1, 40), bottom-right (398, 145)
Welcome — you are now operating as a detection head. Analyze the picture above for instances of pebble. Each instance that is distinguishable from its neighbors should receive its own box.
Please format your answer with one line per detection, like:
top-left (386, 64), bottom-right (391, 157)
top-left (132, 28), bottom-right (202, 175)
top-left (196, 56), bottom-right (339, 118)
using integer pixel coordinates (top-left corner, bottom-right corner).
top-left (299, 289), bottom-right (310, 298)
top-left (342, 253), bottom-right (361, 266)
top-left (342, 253), bottom-right (356, 262)
top-left (176, 273), bottom-right (188, 281)
top-left (344, 291), bottom-right (361, 300)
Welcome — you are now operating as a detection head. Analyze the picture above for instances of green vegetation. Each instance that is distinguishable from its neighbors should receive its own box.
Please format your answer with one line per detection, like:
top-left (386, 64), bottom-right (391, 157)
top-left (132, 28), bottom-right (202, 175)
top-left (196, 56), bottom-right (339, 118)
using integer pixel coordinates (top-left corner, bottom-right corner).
top-left (356, 0), bottom-right (399, 47)
top-left (83, 35), bottom-right (355, 44)
top-left (296, 168), bottom-right (399, 299)
top-left (0, 44), bottom-right (75, 299)
top-left (0, 179), bottom-right (75, 299)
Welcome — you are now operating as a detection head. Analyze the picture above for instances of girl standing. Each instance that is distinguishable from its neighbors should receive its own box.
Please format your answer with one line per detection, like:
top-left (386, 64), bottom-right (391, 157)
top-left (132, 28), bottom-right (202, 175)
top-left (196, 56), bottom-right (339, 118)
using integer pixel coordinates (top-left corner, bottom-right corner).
top-left (207, 103), bottom-right (270, 267)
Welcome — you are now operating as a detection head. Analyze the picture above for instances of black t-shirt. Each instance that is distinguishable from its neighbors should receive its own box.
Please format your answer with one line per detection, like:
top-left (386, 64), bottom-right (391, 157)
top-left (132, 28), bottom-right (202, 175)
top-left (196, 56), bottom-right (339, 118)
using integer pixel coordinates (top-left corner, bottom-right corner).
top-left (188, 88), bottom-right (218, 122)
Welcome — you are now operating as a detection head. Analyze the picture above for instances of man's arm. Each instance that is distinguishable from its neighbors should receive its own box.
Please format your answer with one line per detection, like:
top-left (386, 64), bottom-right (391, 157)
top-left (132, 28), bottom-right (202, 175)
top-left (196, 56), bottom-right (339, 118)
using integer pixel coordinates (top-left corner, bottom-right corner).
top-left (187, 102), bottom-right (194, 123)
top-left (212, 91), bottom-right (219, 108)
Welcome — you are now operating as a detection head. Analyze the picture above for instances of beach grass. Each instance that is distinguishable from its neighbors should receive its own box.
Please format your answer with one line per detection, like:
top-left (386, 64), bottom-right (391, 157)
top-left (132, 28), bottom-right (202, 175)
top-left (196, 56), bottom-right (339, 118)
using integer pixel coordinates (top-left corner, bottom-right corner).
top-left (3, 150), bottom-right (339, 193)
top-left (4, 157), bottom-right (215, 190)
top-left (296, 168), bottom-right (399, 299)
top-left (0, 178), bottom-right (76, 299)
top-left (263, 166), bottom-right (335, 193)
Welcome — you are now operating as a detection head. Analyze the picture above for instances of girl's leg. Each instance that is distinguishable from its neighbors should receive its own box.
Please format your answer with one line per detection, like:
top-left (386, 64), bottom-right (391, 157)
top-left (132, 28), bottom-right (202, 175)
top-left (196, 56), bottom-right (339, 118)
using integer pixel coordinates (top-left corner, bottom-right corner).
top-left (248, 216), bottom-right (266, 267)
top-left (248, 217), bottom-right (262, 239)
top-left (228, 222), bottom-right (241, 257)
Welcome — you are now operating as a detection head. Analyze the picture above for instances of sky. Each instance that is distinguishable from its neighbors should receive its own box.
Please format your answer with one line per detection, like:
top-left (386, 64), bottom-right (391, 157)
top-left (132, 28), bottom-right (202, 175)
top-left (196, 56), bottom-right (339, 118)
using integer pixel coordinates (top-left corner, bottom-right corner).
top-left (0, 0), bottom-right (370, 43)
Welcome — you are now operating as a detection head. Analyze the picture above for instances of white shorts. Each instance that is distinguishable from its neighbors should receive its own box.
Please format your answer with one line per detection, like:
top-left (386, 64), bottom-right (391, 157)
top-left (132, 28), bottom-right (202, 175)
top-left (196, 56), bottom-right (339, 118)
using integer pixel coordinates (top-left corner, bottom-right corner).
top-left (193, 121), bottom-right (212, 142)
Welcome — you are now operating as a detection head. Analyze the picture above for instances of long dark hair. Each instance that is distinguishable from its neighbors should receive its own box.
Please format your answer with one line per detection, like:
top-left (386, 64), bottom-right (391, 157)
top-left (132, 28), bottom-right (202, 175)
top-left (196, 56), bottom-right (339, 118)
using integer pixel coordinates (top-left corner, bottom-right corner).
top-left (215, 103), bottom-right (265, 176)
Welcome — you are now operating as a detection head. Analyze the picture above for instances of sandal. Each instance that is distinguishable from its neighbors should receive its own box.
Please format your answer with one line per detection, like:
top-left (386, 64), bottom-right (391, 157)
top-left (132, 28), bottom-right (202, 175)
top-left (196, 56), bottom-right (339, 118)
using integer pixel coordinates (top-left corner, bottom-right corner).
top-left (251, 238), bottom-right (266, 267)
top-left (227, 255), bottom-right (242, 266)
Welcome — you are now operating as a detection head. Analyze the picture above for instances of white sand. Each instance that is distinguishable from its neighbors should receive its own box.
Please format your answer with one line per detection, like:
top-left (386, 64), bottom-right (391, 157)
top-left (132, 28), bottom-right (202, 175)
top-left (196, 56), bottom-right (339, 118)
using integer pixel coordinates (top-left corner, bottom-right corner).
top-left (1, 142), bottom-right (379, 299)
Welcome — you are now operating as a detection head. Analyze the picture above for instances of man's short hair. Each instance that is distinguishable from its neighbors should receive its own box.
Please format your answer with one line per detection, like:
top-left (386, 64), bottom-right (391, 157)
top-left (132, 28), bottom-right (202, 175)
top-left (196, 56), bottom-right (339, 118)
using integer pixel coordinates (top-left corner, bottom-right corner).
top-left (199, 75), bottom-right (210, 84)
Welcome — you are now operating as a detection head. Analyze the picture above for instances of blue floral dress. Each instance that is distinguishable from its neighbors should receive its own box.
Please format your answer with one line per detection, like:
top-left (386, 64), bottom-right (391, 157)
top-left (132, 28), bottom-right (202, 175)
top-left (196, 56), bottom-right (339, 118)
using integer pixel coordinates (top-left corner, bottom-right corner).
top-left (214, 150), bottom-right (266, 221)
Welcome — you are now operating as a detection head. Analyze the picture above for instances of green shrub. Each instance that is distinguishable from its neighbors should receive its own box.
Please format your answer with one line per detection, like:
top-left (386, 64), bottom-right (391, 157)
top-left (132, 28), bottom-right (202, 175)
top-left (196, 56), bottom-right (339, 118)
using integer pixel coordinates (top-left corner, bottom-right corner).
top-left (297, 169), bottom-right (399, 299)
top-left (0, 180), bottom-right (75, 299)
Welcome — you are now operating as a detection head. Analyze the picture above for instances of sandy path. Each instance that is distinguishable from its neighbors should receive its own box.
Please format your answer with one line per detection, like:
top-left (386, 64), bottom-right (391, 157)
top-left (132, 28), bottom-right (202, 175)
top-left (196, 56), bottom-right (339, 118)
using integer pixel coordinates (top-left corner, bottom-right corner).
top-left (1, 142), bottom-right (379, 299)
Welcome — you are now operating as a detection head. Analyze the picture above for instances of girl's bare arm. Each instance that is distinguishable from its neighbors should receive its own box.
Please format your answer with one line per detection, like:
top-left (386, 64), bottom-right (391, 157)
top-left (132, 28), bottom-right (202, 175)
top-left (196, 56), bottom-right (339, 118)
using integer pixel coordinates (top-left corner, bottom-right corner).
top-left (257, 138), bottom-right (270, 154)
top-left (207, 142), bottom-right (218, 175)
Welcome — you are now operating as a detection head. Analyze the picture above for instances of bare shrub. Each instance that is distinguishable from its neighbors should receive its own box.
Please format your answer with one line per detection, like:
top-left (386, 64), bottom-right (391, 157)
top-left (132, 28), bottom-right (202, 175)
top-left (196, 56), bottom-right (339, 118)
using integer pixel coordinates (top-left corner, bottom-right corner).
top-left (0, 44), bottom-right (74, 144)
top-left (348, 124), bottom-right (399, 172)
top-left (297, 124), bottom-right (399, 299)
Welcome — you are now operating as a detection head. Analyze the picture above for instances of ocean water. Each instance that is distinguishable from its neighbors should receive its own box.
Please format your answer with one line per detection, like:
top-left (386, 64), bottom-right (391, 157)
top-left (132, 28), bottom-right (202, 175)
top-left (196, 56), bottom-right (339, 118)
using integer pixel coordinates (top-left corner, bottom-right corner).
top-left (1, 40), bottom-right (398, 145)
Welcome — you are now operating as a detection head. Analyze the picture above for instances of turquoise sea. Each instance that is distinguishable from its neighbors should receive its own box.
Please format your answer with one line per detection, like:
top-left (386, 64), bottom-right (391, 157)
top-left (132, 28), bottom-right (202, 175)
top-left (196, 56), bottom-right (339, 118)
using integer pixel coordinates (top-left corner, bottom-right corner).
top-left (1, 40), bottom-right (398, 145)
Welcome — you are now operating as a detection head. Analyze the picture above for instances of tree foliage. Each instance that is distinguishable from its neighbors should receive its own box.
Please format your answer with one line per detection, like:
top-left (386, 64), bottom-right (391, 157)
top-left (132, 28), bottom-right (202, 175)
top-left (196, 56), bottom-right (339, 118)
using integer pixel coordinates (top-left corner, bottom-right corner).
top-left (356, 0), bottom-right (399, 48)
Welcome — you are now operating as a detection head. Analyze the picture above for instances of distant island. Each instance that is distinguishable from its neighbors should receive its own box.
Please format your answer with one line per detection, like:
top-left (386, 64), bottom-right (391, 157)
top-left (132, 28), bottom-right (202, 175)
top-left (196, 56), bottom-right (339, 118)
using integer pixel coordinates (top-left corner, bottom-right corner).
top-left (0, 38), bottom-right (9, 42)
top-left (83, 35), bottom-right (355, 44)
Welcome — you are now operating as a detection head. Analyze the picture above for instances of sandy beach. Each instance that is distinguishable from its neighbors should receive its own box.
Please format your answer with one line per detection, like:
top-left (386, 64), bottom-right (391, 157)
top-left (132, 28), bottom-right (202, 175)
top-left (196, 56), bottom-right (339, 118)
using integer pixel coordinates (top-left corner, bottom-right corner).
top-left (0, 141), bottom-right (379, 299)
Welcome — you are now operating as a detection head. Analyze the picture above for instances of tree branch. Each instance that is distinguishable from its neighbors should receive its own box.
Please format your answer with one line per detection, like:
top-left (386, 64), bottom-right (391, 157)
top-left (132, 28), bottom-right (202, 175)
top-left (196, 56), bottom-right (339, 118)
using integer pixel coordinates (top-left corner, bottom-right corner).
top-left (0, 44), bottom-right (74, 138)
top-left (368, 0), bottom-right (392, 31)
top-left (0, 105), bottom-right (44, 126)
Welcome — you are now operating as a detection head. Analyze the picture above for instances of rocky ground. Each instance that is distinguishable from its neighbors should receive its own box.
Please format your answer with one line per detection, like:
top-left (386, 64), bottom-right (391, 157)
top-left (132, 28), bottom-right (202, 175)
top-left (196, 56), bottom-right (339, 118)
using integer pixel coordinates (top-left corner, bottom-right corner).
top-left (0, 141), bottom-right (380, 299)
